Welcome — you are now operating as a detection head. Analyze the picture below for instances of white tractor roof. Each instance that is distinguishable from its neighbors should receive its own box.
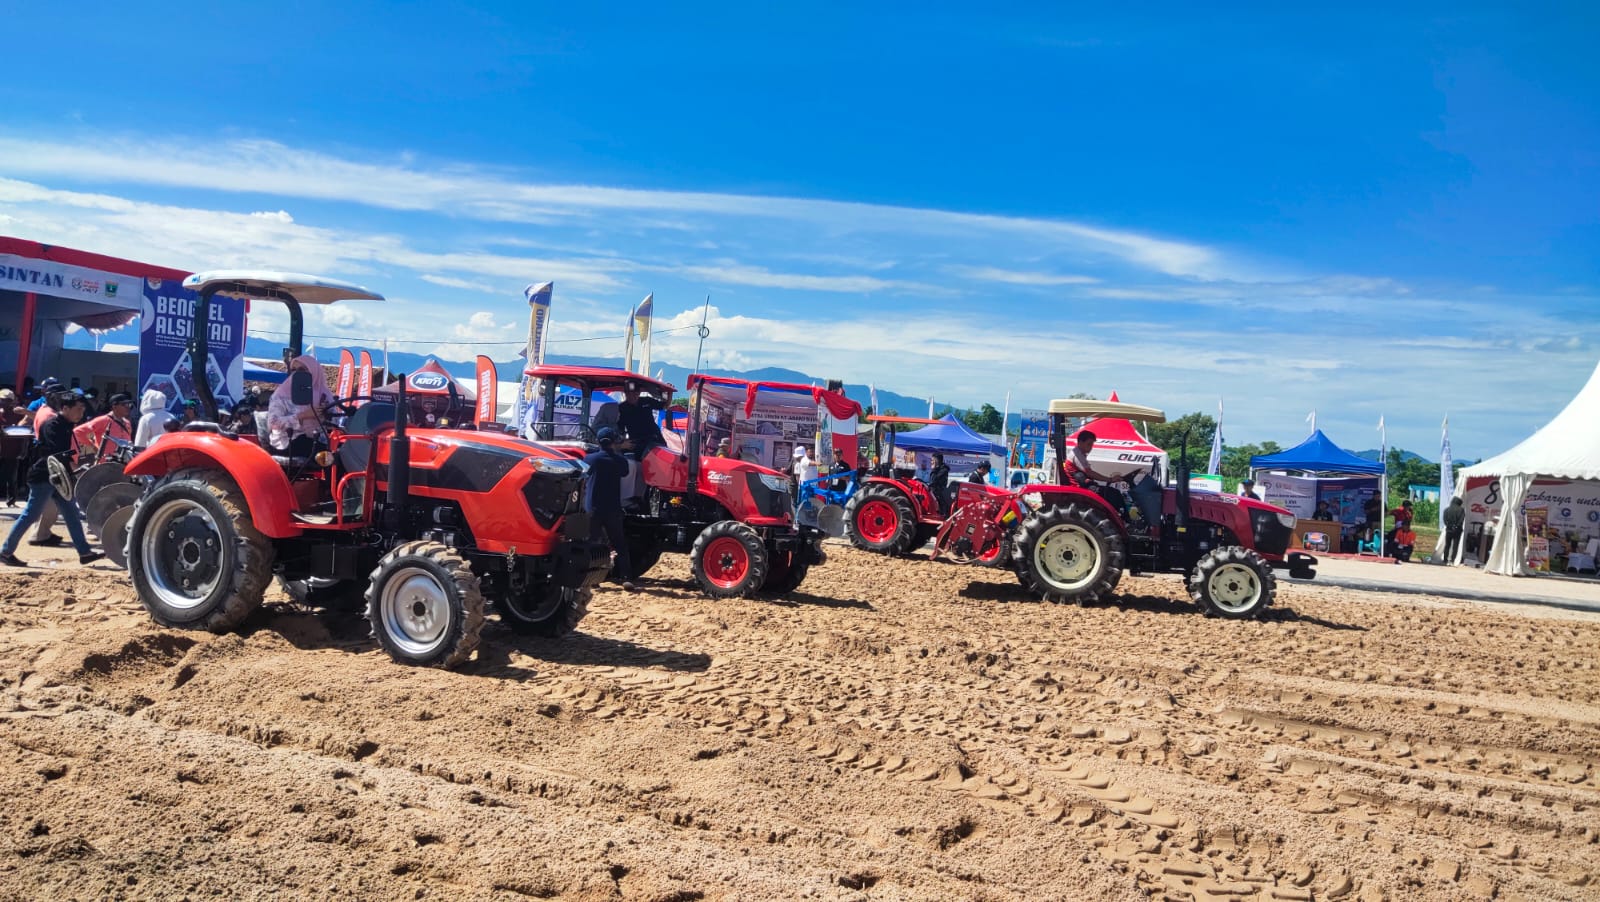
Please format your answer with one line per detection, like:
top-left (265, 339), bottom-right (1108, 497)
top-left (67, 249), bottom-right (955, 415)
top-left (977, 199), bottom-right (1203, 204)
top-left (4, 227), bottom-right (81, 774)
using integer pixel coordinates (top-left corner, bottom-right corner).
top-left (1046, 399), bottom-right (1166, 422)
top-left (182, 271), bottom-right (384, 305)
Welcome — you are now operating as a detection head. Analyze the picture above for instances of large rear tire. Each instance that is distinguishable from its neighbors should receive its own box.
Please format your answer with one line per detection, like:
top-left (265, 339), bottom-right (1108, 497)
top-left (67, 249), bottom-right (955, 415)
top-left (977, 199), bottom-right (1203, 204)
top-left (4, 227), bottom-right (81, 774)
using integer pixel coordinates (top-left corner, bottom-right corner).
top-left (126, 468), bottom-right (274, 632)
top-left (1188, 546), bottom-right (1275, 619)
top-left (1012, 503), bottom-right (1124, 604)
top-left (846, 486), bottom-right (917, 555)
top-left (690, 520), bottom-right (770, 598)
top-left (498, 585), bottom-right (592, 637)
top-left (365, 541), bottom-right (484, 668)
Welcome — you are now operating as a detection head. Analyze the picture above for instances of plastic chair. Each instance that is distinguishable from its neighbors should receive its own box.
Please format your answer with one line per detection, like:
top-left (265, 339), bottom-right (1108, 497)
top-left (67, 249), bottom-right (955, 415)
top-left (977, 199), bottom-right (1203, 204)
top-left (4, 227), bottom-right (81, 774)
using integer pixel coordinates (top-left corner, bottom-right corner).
top-left (1356, 531), bottom-right (1382, 555)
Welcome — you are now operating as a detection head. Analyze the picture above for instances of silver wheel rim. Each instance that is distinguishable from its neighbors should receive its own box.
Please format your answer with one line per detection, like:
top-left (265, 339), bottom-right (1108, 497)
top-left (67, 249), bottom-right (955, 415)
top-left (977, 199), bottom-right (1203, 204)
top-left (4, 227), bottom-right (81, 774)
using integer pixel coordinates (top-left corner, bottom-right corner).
top-left (139, 498), bottom-right (226, 610)
top-left (380, 566), bottom-right (452, 656)
top-left (1207, 561), bottom-right (1262, 612)
top-left (1033, 523), bottom-right (1100, 591)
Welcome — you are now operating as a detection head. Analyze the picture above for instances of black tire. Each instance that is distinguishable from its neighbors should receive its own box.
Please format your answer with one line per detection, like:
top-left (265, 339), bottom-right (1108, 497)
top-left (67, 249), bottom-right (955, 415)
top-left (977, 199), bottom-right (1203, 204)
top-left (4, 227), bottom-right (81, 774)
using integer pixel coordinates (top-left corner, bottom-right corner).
top-left (759, 545), bottom-right (810, 595)
top-left (1188, 546), bottom-right (1276, 619)
top-left (846, 486), bottom-right (917, 555)
top-left (1012, 503), bottom-right (1124, 604)
top-left (498, 585), bottom-right (592, 637)
top-left (613, 528), bottom-right (663, 580)
top-left (278, 576), bottom-right (367, 610)
top-left (126, 468), bottom-right (274, 632)
top-left (364, 541), bottom-right (485, 668)
top-left (912, 523), bottom-right (940, 552)
top-left (689, 520), bottom-right (770, 598)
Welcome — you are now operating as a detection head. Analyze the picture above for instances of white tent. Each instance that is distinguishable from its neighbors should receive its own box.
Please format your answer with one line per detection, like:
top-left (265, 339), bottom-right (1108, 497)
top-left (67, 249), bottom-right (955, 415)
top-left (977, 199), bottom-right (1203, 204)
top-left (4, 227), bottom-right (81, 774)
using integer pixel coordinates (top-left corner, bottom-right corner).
top-left (1456, 358), bottom-right (1600, 574)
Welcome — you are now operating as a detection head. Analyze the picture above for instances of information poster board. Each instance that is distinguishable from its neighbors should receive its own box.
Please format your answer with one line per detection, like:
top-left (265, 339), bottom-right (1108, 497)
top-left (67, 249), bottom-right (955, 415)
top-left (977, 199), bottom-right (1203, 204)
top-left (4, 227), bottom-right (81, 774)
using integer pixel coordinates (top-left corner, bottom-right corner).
top-left (138, 278), bottom-right (246, 415)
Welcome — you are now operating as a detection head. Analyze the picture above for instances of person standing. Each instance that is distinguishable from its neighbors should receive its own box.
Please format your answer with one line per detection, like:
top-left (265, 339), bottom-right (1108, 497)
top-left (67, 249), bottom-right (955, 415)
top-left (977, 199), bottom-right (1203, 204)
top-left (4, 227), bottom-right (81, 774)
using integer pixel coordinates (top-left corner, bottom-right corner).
top-left (829, 447), bottom-right (852, 490)
top-left (585, 427), bottom-right (635, 591)
top-left (133, 389), bottom-right (177, 448)
top-left (617, 385), bottom-right (664, 456)
top-left (1442, 497), bottom-right (1466, 563)
top-left (967, 460), bottom-right (991, 484)
top-left (1, 394), bottom-right (103, 567)
top-left (1238, 478), bottom-right (1261, 501)
top-left (1, 389), bottom-right (27, 506)
top-left (74, 392), bottom-right (136, 461)
top-left (928, 452), bottom-right (951, 515)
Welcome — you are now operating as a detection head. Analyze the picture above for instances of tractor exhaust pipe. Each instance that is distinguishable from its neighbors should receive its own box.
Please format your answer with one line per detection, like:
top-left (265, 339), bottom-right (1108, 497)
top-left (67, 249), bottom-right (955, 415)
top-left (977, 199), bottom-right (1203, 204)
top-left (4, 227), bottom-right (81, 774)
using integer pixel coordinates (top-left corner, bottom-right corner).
top-left (389, 374), bottom-right (411, 539)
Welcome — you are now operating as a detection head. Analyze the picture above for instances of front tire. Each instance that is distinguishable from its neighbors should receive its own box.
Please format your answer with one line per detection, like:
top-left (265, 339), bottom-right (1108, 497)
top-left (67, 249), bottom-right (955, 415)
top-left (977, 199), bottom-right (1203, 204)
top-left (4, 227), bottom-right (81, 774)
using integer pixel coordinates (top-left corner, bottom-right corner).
top-left (846, 486), bottom-right (917, 555)
top-left (759, 545), bottom-right (810, 595)
top-left (126, 468), bottom-right (274, 632)
top-left (365, 541), bottom-right (485, 668)
top-left (1188, 546), bottom-right (1275, 619)
top-left (1012, 503), bottom-right (1124, 604)
top-left (690, 520), bottom-right (770, 598)
top-left (499, 585), bottom-right (592, 637)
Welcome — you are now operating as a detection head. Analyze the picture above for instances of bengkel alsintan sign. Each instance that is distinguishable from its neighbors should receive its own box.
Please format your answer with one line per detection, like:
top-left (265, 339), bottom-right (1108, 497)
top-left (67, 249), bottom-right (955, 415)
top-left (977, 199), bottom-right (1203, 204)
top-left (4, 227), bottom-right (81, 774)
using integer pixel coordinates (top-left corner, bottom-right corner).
top-left (0, 254), bottom-right (144, 310)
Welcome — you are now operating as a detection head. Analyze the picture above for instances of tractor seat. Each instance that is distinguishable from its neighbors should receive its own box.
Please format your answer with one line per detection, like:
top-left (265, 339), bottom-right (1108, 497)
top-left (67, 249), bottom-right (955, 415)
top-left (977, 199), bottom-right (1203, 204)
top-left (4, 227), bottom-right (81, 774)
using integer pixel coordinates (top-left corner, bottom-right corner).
top-left (344, 401), bottom-right (396, 435)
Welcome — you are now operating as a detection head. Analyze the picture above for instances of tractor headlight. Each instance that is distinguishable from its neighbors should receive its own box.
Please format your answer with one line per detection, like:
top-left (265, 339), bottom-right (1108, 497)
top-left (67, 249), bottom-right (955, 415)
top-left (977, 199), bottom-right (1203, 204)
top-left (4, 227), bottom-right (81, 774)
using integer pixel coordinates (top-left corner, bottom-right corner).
top-left (1277, 512), bottom-right (1297, 529)
top-left (758, 473), bottom-right (789, 494)
top-left (528, 456), bottom-right (585, 475)
top-left (313, 450), bottom-right (335, 468)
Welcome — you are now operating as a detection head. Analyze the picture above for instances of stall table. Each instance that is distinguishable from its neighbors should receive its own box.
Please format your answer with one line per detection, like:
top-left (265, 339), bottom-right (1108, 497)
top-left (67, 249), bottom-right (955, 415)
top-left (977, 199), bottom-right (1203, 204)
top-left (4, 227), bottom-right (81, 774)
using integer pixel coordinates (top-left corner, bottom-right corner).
top-left (1290, 519), bottom-right (1344, 554)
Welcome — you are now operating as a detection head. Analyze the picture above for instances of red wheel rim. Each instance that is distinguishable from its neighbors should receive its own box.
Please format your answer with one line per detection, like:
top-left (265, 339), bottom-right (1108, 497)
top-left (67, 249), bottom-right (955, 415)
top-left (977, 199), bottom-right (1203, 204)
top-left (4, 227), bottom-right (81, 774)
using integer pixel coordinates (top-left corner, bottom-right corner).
top-left (856, 499), bottom-right (900, 544)
top-left (703, 536), bottom-right (751, 589)
top-left (978, 537), bottom-right (1003, 563)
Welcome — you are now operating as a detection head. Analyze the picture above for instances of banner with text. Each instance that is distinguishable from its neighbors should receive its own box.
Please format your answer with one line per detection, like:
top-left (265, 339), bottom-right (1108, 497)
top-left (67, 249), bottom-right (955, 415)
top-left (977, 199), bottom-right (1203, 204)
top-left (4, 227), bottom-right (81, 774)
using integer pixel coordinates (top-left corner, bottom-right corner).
top-left (1, 253), bottom-right (144, 310)
top-left (1016, 408), bottom-right (1048, 467)
top-left (138, 278), bottom-right (246, 415)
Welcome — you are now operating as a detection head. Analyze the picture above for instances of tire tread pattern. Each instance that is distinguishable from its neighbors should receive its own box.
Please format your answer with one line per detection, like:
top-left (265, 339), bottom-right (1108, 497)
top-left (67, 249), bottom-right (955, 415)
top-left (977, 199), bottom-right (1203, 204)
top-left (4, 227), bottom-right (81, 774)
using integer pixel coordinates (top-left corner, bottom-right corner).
top-left (128, 468), bottom-right (274, 632)
top-left (364, 540), bottom-right (485, 668)
top-left (845, 486), bottom-right (918, 556)
top-left (1011, 503), bottom-right (1124, 604)
top-left (1187, 545), bottom-right (1276, 619)
top-left (690, 520), bottom-right (771, 598)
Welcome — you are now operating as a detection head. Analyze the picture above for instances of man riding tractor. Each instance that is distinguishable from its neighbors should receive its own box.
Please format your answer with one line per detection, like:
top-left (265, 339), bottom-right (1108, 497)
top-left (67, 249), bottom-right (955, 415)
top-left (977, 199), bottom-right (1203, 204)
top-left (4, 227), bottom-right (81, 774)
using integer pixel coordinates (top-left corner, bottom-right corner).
top-left (930, 397), bottom-right (1316, 618)
top-left (121, 272), bottom-right (610, 669)
top-left (521, 366), bottom-right (842, 598)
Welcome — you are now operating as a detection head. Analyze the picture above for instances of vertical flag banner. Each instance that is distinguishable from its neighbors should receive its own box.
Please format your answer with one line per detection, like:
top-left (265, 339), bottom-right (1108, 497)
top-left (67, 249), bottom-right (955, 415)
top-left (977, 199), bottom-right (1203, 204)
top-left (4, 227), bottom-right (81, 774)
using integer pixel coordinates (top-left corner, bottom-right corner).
top-left (625, 294), bottom-right (653, 375)
top-left (138, 278), bottom-right (247, 415)
top-left (869, 383), bottom-right (878, 415)
top-left (515, 282), bottom-right (554, 429)
top-left (1439, 416), bottom-right (1454, 537)
top-left (1206, 399), bottom-right (1224, 475)
top-left (1306, 409), bottom-right (1316, 435)
top-left (381, 338), bottom-right (391, 385)
top-left (357, 351), bottom-right (373, 407)
top-left (336, 349), bottom-right (355, 400)
top-left (1378, 415), bottom-right (1388, 523)
top-left (474, 355), bottom-right (498, 426)
top-left (927, 396), bottom-right (935, 418)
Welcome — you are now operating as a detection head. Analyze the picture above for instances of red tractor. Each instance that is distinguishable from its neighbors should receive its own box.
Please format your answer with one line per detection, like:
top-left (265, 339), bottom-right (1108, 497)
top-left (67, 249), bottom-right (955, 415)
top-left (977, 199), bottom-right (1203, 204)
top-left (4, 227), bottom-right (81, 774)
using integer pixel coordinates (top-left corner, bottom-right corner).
top-left (121, 273), bottom-right (610, 668)
top-left (844, 415), bottom-right (1010, 564)
top-left (930, 398), bottom-right (1317, 618)
top-left (522, 366), bottom-right (856, 598)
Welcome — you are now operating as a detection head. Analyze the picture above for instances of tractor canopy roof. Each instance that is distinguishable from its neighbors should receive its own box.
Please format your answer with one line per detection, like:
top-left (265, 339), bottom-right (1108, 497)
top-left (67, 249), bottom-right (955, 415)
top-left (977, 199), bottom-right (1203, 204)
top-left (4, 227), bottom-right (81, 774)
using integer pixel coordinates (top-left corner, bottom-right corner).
top-left (523, 364), bottom-right (675, 396)
top-left (182, 271), bottom-right (385, 305)
top-left (1047, 398), bottom-right (1165, 422)
top-left (687, 375), bottom-right (862, 420)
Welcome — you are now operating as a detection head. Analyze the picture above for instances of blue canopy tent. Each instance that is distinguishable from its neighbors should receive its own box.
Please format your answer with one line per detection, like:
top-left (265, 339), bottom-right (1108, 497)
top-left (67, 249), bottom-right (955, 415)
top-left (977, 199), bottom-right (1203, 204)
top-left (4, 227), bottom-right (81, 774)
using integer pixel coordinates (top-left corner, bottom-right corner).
top-left (894, 414), bottom-right (1006, 456)
top-left (1249, 429), bottom-right (1383, 475)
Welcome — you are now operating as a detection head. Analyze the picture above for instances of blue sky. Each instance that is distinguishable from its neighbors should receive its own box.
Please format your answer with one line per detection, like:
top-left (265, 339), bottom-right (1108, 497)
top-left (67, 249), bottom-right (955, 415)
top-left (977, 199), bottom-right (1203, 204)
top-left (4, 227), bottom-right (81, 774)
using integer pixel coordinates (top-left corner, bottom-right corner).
top-left (2, 3), bottom-right (1596, 458)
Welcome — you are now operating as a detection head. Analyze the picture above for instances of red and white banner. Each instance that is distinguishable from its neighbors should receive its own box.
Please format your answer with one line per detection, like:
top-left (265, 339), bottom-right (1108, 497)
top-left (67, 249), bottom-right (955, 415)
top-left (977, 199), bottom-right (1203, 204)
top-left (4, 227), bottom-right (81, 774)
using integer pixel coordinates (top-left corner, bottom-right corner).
top-left (474, 356), bottom-right (498, 426)
top-left (335, 349), bottom-right (355, 400)
top-left (356, 350), bottom-right (373, 406)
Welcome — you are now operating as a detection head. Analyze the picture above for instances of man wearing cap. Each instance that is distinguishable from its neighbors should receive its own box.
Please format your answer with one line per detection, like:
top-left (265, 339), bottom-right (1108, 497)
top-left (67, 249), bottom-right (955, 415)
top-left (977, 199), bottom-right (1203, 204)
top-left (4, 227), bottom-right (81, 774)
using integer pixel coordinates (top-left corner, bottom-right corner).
top-left (1, 389), bottom-right (26, 505)
top-left (26, 377), bottom-right (60, 413)
top-left (1, 393), bottom-right (103, 568)
top-left (74, 392), bottom-right (135, 462)
top-left (584, 427), bottom-right (636, 591)
top-left (1239, 478), bottom-right (1261, 501)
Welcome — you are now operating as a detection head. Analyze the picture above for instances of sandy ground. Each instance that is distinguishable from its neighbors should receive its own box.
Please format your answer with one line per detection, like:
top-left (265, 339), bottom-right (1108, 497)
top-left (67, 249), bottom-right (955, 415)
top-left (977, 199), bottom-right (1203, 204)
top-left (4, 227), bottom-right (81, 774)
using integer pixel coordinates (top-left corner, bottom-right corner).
top-left (1, 541), bottom-right (1598, 901)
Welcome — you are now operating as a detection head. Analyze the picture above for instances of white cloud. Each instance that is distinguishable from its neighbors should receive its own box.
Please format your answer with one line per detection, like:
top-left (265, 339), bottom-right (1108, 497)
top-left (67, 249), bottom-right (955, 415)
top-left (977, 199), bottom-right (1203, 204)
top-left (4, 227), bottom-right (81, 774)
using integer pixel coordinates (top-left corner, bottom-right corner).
top-left (948, 265), bottom-right (1100, 286)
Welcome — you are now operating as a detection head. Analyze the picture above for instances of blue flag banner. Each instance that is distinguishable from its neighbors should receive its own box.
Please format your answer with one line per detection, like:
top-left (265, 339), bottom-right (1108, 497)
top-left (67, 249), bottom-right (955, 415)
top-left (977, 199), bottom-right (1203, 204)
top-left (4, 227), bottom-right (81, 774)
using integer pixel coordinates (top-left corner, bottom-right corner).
top-left (515, 281), bottom-right (553, 428)
top-left (138, 278), bottom-right (247, 415)
top-left (1017, 408), bottom-right (1049, 468)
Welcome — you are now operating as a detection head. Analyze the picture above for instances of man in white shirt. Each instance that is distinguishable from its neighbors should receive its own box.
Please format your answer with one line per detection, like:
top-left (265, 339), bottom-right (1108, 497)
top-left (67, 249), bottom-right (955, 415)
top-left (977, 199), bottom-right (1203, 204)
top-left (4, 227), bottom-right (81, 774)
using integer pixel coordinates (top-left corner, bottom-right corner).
top-left (792, 445), bottom-right (818, 483)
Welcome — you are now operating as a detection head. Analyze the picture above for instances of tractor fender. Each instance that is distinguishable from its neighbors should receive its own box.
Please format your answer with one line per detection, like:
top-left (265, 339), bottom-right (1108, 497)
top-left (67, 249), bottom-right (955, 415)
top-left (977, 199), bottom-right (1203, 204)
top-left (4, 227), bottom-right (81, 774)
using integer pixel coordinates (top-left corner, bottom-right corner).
top-left (860, 476), bottom-right (941, 521)
top-left (124, 435), bottom-right (304, 539)
top-left (1022, 485), bottom-right (1129, 535)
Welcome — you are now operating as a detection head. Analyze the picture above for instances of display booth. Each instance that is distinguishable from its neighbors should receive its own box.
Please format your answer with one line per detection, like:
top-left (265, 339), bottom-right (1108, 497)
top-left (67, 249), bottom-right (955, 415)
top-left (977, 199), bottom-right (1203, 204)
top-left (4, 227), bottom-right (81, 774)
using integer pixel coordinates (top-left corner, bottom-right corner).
top-left (2, 237), bottom-right (191, 398)
top-left (372, 357), bottom-right (474, 428)
top-left (1455, 358), bottom-right (1600, 576)
top-left (1251, 430), bottom-right (1384, 554)
top-left (688, 375), bottom-right (860, 472)
top-left (892, 414), bottom-right (1006, 481)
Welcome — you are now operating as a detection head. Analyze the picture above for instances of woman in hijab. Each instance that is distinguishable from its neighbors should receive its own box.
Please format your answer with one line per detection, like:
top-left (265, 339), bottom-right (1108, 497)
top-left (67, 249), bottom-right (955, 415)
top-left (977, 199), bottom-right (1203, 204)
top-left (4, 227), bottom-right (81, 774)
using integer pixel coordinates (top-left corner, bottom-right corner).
top-left (266, 354), bottom-right (335, 455)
